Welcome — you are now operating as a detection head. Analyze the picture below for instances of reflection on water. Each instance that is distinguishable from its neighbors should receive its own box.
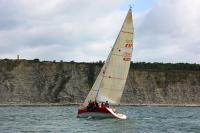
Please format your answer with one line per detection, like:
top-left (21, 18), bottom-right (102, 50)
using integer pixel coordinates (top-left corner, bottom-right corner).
top-left (0, 106), bottom-right (199, 133)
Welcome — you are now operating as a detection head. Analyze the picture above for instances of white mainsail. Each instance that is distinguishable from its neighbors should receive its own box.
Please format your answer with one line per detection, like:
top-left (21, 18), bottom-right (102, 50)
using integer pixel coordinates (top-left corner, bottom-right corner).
top-left (83, 8), bottom-right (133, 107)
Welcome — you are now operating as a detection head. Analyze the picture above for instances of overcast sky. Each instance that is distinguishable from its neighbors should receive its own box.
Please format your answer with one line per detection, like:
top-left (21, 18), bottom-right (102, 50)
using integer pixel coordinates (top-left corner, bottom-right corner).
top-left (0, 0), bottom-right (199, 63)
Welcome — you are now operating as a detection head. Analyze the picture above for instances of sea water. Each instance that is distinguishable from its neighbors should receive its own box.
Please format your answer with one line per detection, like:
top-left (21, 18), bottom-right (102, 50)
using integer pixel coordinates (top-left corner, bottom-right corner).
top-left (0, 106), bottom-right (199, 133)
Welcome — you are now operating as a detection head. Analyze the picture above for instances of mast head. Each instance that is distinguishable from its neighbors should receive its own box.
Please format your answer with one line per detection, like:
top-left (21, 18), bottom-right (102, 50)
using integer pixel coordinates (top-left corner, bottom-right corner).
top-left (129, 4), bottom-right (133, 12)
top-left (129, 5), bottom-right (132, 9)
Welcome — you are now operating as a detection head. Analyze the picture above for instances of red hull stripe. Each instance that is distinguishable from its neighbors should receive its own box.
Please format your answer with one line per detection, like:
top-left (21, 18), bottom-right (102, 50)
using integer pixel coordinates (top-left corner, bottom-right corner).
top-left (78, 107), bottom-right (110, 114)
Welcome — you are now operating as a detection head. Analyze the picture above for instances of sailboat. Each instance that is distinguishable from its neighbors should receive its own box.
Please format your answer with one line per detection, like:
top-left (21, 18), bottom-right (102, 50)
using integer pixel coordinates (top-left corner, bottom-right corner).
top-left (77, 7), bottom-right (133, 119)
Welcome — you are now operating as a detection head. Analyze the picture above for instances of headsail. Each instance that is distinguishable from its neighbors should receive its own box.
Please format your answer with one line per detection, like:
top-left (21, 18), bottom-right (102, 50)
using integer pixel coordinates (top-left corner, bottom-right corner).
top-left (82, 8), bottom-right (133, 107)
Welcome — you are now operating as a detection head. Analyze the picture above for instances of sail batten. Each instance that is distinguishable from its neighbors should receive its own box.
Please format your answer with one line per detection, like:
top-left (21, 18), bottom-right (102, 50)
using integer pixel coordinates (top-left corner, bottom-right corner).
top-left (103, 76), bottom-right (126, 80)
top-left (82, 8), bottom-right (133, 106)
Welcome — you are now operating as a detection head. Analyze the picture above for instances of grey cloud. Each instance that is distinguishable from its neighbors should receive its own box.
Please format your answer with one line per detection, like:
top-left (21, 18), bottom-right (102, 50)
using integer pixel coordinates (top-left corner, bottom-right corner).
top-left (0, 0), bottom-right (199, 63)
top-left (0, 0), bottom-right (126, 61)
top-left (135, 0), bottom-right (200, 63)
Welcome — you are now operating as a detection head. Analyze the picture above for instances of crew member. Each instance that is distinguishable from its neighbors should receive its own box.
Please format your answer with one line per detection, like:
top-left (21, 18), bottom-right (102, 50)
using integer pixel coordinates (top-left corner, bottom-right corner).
top-left (105, 101), bottom-right (109, 107)
top-left (94, 100), bottom-right (99, 110)
top-left (101, 102), bottom-right (105, 108)
top-left (87, 100), bottom-right (93, 111)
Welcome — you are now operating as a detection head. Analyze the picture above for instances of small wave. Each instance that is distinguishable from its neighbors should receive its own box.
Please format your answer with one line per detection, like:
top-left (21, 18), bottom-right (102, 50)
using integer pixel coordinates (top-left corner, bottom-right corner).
top-left (134, 117), bottom-right (154, 120)
top-left (176, 115), bottom-right (193, 119)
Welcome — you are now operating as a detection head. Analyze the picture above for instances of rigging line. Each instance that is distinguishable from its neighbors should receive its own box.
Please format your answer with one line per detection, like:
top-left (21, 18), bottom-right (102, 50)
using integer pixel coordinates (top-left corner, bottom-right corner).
top-left (95, 65), bottom-right (110, 100)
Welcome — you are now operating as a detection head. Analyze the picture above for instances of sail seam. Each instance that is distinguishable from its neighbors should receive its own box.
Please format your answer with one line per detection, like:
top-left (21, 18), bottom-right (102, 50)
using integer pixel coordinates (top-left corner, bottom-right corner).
top-left (121, 30), bottom-right (133, 34)
top-left (112, 53), bottom-right (123, 57)
top-left (100, 87), bottom-right (124, 91)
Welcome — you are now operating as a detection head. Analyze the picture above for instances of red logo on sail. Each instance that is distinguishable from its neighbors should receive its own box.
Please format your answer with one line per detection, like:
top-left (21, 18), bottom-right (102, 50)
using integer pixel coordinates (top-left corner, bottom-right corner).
top-left (123, 52), bottom-right (131, 61)
top-left (125, 43), bottom-right (132, 48)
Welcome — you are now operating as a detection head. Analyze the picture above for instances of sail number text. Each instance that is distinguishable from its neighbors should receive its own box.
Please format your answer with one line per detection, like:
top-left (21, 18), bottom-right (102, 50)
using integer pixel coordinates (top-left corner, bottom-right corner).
top-left (125, 43), bottom-right (133, 48)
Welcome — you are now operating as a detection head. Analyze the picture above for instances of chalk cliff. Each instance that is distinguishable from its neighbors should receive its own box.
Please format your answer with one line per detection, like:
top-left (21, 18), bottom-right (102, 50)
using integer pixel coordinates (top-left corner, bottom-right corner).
top-left (0, 59), bottom-right (199, 105)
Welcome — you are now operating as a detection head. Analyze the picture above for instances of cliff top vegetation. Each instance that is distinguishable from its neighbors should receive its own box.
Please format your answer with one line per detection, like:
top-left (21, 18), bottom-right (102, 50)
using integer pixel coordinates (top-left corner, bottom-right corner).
top-left (0, 59), bottom-right (199, 71)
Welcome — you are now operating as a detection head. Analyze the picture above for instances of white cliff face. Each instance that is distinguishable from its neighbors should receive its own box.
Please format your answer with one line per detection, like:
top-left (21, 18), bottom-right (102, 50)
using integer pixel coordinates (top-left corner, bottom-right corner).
top-left (0, 59), bottom-right (200, 105)
top-left (0, 60), bottom-right (88, 104)
top-left (123, 70), bottom-right (200, 105)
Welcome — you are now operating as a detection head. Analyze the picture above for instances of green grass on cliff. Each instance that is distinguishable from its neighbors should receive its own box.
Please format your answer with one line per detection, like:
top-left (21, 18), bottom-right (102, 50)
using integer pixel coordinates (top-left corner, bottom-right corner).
top-left (0, 59), bottom-right (199, 71)
top-left (130, 62), bottom-right (200, 71)
top-left (83, 60), bottom-right (200, 71)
